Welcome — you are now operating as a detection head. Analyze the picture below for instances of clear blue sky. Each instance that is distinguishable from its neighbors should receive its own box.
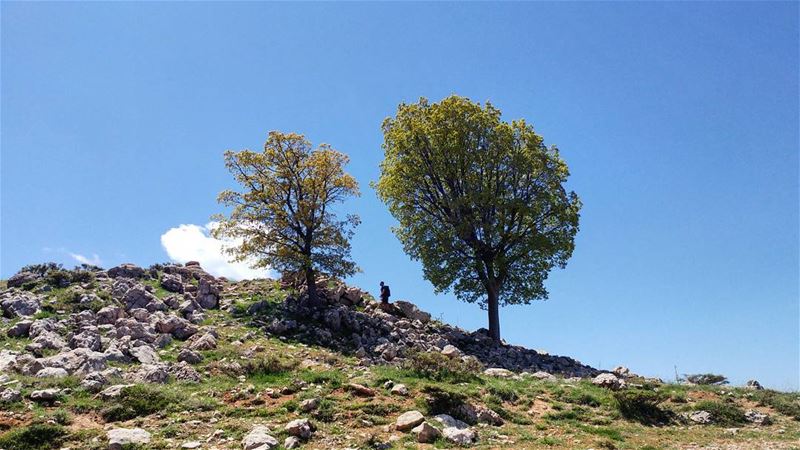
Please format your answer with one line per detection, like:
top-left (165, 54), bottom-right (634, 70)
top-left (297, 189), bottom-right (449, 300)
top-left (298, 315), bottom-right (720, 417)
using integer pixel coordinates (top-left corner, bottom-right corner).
top-left (2, 2), bottom-right (798, 390)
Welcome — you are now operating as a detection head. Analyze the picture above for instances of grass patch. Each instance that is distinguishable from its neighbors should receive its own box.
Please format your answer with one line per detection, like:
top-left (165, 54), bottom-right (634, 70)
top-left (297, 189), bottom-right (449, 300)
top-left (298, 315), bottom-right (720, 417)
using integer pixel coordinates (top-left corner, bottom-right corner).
top-left (613, 390), bottom-right (671, 425)
top-left (694, 400), bottom-right (746, 426)
top-left (754, 390), bottom-right (800, 421)
top-left (578, 424), bottom-right (624, 441)
top-left (100, 384), bottom-right (174, 422)
top-left (0, 423), bottom-right (68, 450)
top-left (401, 350), bottom-right (482, 383)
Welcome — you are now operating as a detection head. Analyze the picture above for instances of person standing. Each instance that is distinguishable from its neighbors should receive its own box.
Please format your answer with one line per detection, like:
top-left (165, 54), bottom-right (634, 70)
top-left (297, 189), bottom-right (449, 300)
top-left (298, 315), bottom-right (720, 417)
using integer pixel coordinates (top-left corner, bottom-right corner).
top-left (379, 281), bottom-right (391, 304)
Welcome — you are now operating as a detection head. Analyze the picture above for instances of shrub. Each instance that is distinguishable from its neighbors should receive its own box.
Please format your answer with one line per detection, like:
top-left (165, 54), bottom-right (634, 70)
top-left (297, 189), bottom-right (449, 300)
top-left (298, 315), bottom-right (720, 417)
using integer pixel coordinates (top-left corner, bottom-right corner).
top-left (401, 350), bottom-right (482, 383)
top-left (0, 423), bottom-right (67, 450)
top-left (100, 385), bottom-right (173, 422)
top-left (486, 384), bottom-right (519, 403)
top-left (754, 390), bottom-right (800, 421)
top-left (613, 390), bottom-right (671, 425)
top-left (419, 385), bottom-right (471, 422)
top-left (694, 400), bottom-right (746, 426)
top-left (51, 409), bottom-right (72, 425)
top-left (313, 399), bottom-right (337, 422)
top-left (683, 373), bottom-right (728, 385)
top-left (242, 355), bottom-right (298, 378)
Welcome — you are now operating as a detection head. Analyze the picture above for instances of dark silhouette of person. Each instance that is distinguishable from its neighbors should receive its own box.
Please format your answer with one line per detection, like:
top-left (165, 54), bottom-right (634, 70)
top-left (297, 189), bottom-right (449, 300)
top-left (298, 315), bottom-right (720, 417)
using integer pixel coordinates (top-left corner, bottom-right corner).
top-left (379, 281), bottom-right (391, 304)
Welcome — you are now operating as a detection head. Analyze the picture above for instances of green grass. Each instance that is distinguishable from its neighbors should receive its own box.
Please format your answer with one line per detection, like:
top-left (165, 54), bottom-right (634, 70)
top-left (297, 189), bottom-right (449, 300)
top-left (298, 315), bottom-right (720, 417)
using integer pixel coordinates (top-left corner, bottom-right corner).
top-left (0, 424), bottom-right (68, 450)
top-left (100, 384), bottom-right (174, 422)
top-left (753, 390), bottom-right (800, 421)
top-left (693, 400), bottom-right (746, 426)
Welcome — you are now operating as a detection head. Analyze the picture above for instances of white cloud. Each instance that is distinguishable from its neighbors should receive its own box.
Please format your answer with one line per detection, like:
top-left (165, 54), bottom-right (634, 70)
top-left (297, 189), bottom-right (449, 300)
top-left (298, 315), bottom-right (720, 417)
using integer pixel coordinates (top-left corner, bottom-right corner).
top-left (160, 222), bottom-right (270, 281)
top-left (70, 253), bottom-right (102, 266)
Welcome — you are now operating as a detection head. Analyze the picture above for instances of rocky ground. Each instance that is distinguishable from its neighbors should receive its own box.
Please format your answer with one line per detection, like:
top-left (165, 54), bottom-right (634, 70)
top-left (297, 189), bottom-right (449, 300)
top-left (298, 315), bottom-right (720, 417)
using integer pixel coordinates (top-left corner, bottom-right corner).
top-left (0, 263), bottom-right (798, 450)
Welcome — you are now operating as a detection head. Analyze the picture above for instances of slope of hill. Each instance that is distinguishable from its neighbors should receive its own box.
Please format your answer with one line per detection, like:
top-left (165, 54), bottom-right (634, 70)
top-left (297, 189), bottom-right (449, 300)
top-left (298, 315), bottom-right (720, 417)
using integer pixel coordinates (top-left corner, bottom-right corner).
top-left (0, 263), bottom-right (797, 450)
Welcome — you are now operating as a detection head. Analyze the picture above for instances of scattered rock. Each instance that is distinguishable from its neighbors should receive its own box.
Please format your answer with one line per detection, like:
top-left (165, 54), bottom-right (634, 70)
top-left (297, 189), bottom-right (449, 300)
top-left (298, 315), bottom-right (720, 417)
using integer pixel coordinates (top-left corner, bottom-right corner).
top-left (300, 397), bottom-right (320, 412)
top-left (1, 293), bottom-right (41, 318)
top-left (284, 436), bottom-right (302, 449)
top-left (108, 264), bottom-right (146, 279)
top-left (178, 348), bottom-right (203, 364)
top-left (441, 344), bottom-right (461, 359)
top-left (412, 421), bottom-right (441, 443)
top-left (189, 333), bottom-right (217, 351)
top-left (35, 367), bottom-right (69, 378)
top-left (529, 371), bottom-right (557, 381)
top-left (688, 410), bottom-right (713, 424)
top-left (100, 384), bottom-right (135, 399)
top-left (484, 368), bottom-right (514, 378)
top-left (6, 320), bottom-right (32, 338)
top-left (442, 426), bottom-right (476, 445)
top-left (396, 410), bottom-right (425, 431)
top-left (242, 425), bottom-right (279, 450)
top-left (346, 383), bottom-right (376, 397)
top-left (745, 379), bottom-right (764, 390)
top-left (30, 388), bottom-right (61, 402)
top-left (285, 418), bottom-right (314, 439)
top-left (745, 409), bottom-right (771, 425)
top-left (0, 388), bottom-right (22, 403)
top-left (592, 373), bottom-right (625, 390)
top-left (107, 427), bottom-right (151, 450)
top-left (390, 383), bottom-right (409, 396)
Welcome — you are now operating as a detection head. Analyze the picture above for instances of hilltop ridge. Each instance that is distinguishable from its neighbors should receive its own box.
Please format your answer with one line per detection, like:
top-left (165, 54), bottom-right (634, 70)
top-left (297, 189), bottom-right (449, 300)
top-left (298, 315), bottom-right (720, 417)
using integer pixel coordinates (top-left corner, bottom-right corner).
top-left (0, 262), bottom-right (797, 449)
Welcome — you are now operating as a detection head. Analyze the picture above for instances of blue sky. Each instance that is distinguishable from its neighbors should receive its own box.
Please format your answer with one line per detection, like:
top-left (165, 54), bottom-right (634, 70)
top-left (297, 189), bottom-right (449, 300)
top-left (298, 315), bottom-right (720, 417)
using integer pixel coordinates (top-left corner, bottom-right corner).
top-left (2, 2), bottom-right (797, 390)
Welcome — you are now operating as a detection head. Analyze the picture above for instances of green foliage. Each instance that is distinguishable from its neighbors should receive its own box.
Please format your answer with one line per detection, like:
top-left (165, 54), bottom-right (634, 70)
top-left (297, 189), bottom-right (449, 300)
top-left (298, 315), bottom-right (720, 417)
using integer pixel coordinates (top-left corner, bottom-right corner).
top-left (214, 131), bottom-right (360, 297)
top-left (300, 369), bottom-right (344, 389)
top-left (100, 385), bottom-right (173, 422)
top-left (578, 424), bottom-right (624, 441)
top-left (50, 409), bottom-right (72, 425)
top-left (401, 350), bottom-right (482, 383)
top-left (242, 355), bottom-right (298, 379)
top-left (694, 400), bottom-right (746, 426)
top-left (753, 390), bottom-right (800, 420)
top-left (683, 373), bottom-right (729, 385)
top-left (0, 423), bottom-right (67, 450)
top-left (613, 389), bottom-right (671, 425)
top-left (313, 398), bottom-right (337, 422)
top-left (376, 95), bottom-right (581, 339)
top-left (486, 383), bottom-right (519, 403)
top-left (419, 385), bottom-right (470, 421)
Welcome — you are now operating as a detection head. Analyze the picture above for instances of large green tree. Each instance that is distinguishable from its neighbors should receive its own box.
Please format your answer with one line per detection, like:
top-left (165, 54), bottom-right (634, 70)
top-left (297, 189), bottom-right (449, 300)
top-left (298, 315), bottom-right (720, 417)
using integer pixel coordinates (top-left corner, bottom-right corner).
top-left (214, 131), bottom-right (360, 303)
top-left (376, 96), bottom-right (581, 341)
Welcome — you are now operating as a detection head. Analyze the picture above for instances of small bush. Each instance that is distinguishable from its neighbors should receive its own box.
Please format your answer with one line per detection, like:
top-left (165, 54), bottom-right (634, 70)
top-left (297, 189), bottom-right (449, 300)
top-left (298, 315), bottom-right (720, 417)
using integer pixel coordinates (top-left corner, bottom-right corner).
top-left (0, 423), bottom-right (67, 450)
top-left (420, 385), bottom-right (471, 422)
top-left (402, 351), bottom-right (482, 383)
top-left (683, 373), bottom-right (728, 385)
top-left (243, 355), bottom-right (298, 378)
top-left (613, 390), bottom-right (671, 425)
top-left (694, 400), bottom-right (746, 426)
top-left (100, 385), bottom-right (173, 422)
top-left (486, 384), bottom-right (519, 403)
top-left (51, 409), bottom-right (72, 425)
top-left (754, 390), bottom-right (800, 421)
top-left (313, 399), bottom-right (337, 422)
top-left (560, 389), bottom-right (603, 407)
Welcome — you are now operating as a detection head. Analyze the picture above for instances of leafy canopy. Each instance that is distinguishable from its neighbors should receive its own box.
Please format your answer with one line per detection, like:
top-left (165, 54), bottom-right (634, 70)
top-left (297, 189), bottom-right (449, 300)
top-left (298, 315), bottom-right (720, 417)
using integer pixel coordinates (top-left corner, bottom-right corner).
top-left (213, 131), bottom-right (360, 281)
top-left (376, 96), bottom-right (580, 309)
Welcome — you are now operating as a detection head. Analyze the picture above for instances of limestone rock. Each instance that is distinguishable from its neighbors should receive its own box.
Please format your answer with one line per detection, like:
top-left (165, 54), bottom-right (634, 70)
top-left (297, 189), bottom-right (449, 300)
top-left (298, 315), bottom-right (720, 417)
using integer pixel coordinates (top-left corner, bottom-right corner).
top-left (107, 264), bottom-right (146, 279)
top-left (412, 421), bottom-right (441, 443)
top-left (396, 410), bottom-right (425, 431)
top-left (285, 418), bottom-right (314, 439)
top-left (242, 425), bottom-right (279, 450)
top-left (6, 320), bottom-right (32, 338)
top-left (592, 373), bottom-right (625, 390)
top-left (107, 427), bottom-right (151, 450)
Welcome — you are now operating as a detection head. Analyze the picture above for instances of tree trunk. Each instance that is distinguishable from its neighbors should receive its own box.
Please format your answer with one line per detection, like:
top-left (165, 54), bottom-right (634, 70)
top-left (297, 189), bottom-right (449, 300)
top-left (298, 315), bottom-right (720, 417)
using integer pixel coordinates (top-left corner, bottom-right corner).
top-left (487, 284), bottom-right (501, 342)
top-left (305, 265), bottom-right (318, 305)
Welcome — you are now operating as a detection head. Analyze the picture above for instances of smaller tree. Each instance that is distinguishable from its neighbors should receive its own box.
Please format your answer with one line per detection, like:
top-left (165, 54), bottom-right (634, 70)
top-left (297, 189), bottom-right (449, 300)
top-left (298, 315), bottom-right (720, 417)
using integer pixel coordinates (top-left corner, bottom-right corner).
top-left (213, 131), bottom-right (360, 303)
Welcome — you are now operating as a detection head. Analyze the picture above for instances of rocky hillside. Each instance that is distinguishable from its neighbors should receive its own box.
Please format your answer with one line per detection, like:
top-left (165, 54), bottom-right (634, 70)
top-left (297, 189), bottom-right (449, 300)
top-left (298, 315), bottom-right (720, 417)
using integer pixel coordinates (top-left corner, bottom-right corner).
top-left (0, 263), bottom-right (798, 450)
